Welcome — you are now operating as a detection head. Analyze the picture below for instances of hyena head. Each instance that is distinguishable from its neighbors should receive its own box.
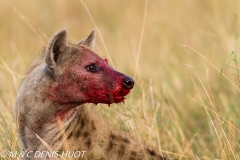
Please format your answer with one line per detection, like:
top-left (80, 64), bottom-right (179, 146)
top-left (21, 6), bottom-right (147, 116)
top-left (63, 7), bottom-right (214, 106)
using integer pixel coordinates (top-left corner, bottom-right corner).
top-left (45, 29), bottom-right (134, 105)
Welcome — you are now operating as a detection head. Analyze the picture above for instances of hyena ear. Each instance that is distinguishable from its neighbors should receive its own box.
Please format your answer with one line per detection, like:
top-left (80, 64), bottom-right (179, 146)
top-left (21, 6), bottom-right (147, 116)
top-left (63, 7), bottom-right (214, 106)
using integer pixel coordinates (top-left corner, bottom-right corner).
top-left (45, 29), bottom-right (67, 69)
top-left (77, 30), bottom-right (95, 50)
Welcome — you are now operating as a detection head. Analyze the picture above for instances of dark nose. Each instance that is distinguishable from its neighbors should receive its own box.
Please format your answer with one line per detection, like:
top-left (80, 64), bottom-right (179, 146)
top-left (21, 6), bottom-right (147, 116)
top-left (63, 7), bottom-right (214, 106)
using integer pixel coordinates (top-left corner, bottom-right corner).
top-left (122, 76), bottom-right (134, 89)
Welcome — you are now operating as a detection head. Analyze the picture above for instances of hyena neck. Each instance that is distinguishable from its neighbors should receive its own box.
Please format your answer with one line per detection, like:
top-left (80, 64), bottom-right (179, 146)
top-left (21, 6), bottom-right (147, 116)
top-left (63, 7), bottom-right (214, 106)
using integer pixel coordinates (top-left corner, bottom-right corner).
top-left (18, 90), bottom-right (83, 151)
top-left (38, 103), bottom-right (82, 150)
top-left (38, 104), bottom-right (101, 151)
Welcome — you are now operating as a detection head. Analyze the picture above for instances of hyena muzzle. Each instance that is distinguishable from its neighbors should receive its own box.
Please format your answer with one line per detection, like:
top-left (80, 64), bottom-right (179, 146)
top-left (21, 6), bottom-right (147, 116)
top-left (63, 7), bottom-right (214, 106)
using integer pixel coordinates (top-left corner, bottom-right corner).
top-left (15, 29), bottom-right (171, 160)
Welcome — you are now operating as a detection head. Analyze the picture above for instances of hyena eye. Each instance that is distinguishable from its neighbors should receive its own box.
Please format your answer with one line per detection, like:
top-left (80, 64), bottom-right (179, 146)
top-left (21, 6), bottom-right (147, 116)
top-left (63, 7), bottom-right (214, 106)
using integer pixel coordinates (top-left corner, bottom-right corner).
top-left (85, 64), bottom-right (98, 73)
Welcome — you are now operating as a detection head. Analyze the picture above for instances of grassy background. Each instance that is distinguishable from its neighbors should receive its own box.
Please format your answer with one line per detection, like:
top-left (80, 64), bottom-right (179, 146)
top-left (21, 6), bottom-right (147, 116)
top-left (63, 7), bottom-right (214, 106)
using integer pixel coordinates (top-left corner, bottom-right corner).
top-left (1, 0), bottom-right (240, 159)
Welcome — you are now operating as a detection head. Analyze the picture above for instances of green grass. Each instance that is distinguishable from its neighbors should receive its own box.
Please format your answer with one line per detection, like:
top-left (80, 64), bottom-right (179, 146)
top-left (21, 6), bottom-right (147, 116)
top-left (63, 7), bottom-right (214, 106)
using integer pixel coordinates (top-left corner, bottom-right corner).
top-left (1, 0), bottom-right (240, 159)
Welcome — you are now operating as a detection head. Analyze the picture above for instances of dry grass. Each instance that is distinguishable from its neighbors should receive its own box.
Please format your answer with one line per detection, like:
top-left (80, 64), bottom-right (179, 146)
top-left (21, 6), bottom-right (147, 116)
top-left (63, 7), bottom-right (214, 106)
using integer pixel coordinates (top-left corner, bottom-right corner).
top-left (0, 0), bottom-right (240, 159)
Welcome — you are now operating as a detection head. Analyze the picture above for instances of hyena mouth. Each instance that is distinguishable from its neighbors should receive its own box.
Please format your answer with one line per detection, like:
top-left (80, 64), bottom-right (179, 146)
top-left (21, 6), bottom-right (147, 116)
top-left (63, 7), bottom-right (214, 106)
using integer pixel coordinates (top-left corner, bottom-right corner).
top-left (108, 90), bottom-right (131, 104)
top-left (111, 95), bottom-right (126, 103)
top-left (99, 90), bottom-right (130, 104)
top-left (106, 75), bottom-right (134, 104)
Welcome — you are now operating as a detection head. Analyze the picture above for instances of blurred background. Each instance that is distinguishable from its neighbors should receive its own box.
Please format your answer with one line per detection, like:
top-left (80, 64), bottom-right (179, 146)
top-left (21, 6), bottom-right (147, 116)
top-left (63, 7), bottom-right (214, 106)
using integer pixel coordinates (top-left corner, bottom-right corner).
top-left (0, 0), bottom-right (240, 159)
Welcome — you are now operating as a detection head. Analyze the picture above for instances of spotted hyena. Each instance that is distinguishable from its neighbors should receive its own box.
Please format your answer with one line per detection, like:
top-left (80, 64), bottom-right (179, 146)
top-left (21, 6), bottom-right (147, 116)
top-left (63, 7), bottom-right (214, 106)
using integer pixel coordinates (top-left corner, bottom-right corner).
top-left (15, 29), bottom-right (171, 160)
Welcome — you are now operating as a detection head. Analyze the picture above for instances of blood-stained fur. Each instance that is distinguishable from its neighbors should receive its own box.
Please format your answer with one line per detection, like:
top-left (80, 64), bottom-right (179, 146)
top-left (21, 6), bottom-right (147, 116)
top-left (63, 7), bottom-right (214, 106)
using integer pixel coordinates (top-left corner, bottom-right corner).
top-left (15, 29), bottom-right (171, 160)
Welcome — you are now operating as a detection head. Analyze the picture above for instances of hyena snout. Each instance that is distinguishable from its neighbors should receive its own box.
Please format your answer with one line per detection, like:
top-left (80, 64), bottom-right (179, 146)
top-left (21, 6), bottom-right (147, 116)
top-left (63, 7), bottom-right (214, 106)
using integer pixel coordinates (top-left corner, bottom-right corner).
top-left (122, 76), bottom-right (134, 89)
